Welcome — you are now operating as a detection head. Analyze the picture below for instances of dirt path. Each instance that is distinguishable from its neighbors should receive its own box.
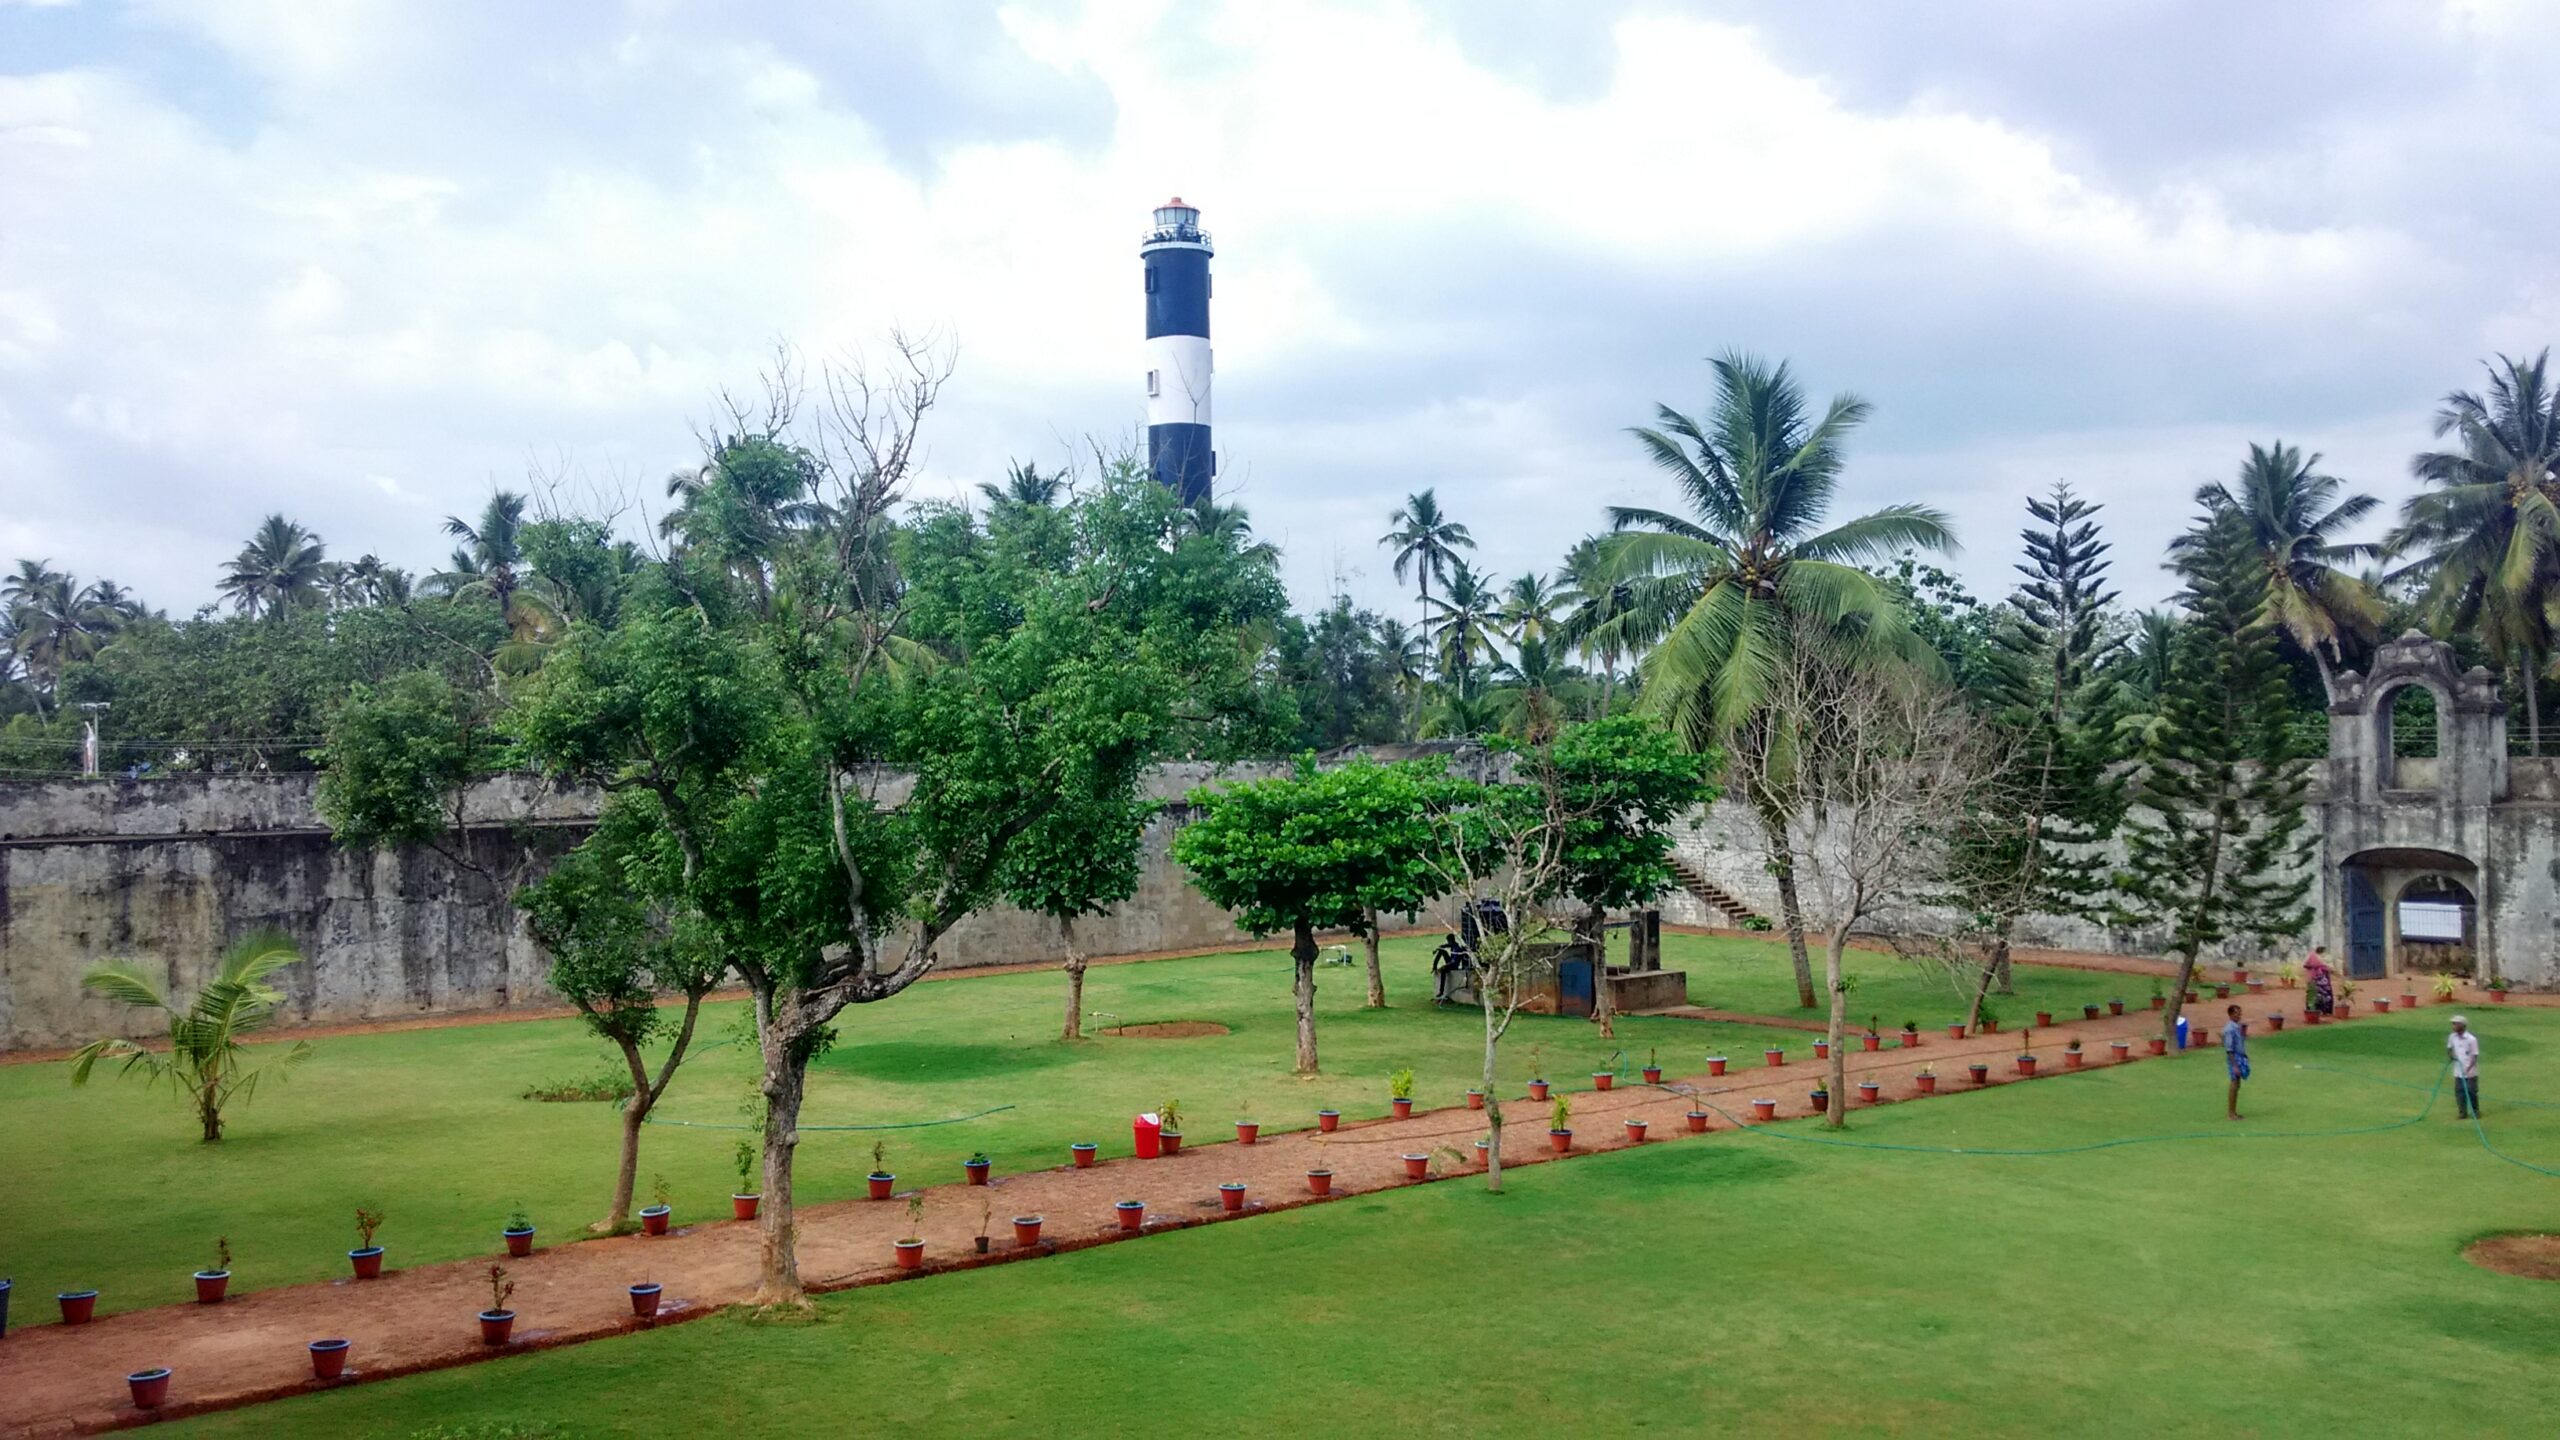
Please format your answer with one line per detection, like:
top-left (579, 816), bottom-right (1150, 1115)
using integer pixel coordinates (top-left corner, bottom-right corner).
top-left (0, 990), bottom-right (2426, 1437)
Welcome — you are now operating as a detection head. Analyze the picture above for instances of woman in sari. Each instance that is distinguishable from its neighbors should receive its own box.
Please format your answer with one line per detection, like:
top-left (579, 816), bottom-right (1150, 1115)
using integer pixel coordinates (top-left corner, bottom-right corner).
top-left (2304, 945), bottom-right (2336, 1014)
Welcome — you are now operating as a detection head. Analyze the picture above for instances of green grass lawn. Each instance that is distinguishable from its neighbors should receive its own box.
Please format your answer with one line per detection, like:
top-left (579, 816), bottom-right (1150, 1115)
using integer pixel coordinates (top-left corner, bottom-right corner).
top-left (155, 1005), bottom-right (2560, 1439)
top-left (1671, 930), bottom-right (2148, 1028)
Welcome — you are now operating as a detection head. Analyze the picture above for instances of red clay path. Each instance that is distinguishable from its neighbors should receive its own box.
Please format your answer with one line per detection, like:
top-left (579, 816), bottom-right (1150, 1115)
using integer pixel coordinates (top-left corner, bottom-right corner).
top-left (0, 982), bottom-right (2466, 1438)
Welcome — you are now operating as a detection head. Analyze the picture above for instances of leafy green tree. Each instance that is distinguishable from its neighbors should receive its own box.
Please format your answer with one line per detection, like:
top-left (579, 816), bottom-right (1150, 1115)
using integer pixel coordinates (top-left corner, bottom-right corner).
top-left (2114, 503), bottom-right (2316, 1040)
top-left (518, 840), bottom-right (729, 1231)
top-left (315, 668), bottom-right (502, 870)
top-left (1535, 715), bottom-right (1719, 1035)
top-left (1379, 488), bottom-right (1475, 628)
top-left (3, 561), bottom-right (140, 715)
top-left (67, 932), bottom-right (313, 1142)
top-left (1606, 352), bottom-right (1953, 1007)
top-left (1173, 758), bottom-right (1459, 1073)
top-left (218, 514), bottom-right (330, 619)
top-left (2180, 442), bottom-right (2379, 697)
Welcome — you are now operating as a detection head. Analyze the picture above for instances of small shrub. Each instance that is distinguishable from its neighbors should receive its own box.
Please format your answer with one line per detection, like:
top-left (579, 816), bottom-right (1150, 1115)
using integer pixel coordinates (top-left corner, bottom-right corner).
top-left (519, 1069), bottom-right (635, 1104)
top-left (1388, 1067), bottom-right (1415, 1100)
top-left (355, 1207), bottom-right (386, 1249)
top-left (486, 1265), bottom-right (514, 1315)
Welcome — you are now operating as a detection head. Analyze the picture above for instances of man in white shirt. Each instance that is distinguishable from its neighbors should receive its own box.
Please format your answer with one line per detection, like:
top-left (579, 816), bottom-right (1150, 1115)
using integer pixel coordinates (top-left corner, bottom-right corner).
top-left (2447, 1016), bottom-right (2482, 1120)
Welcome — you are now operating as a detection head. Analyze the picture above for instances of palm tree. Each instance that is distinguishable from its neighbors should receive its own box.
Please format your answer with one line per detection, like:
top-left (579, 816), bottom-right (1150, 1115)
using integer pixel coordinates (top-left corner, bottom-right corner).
top-left (1379, 489), bottom-right (1475, 629)
top-left (436, 492), bottom-right (530, 615)
top-left (2178, 442), bottom-right (2379, 697)
top-left (2392, 351), bottom-right (2560, 750)
top-left (978, 460), bottom-right (1067, 510)
top-left (67, 932), bottom-right (313, 1142)
top-left (1605, 352), bottom-right (1953, 1008)
top-left (4, 562), bottom-right (139, 713)
top-left (1554, 536), bottom-right (1677, 715)
top-left (329, 554), bottom-right (412, 608)
top-left (218, 515), bottom-right (328, 619)
top-left (1374, 617), bottom-right (1429, 738)
top-left (1184, 501), bottom-right (1279, 565)
top-left (1425, 560), bottom-right (1503, 696)
top-left (1489, 634), bottom-right (1571, 741)
top-left (1499, 572), bottom-right (1559, 647)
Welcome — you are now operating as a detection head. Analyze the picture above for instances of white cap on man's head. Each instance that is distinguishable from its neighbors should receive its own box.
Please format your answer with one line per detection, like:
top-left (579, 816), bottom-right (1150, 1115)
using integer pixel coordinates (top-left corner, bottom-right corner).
top-left (2451, 1015), bottom-right (2468, 1025)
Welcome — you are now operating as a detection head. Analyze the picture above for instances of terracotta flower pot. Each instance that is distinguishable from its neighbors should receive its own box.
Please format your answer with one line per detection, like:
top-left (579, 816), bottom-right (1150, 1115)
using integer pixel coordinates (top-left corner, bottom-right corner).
top-left (2110, 1041), bottom-right (2131, 1059)
top-left (2399, 993), bottom-right (2418, 1009)
top-left (1983, 1018), bottom-right (2000, 1033)
top-left (1526, 1082), bottom-right (1550, 1102)
top-left (1465, 1090), bottom-right (1485, 1110)
top-left (1860, 1035), bottom-right (1880, 1053)
top-left (1915, 1074), bottom-right (1938, 1094)
top-left (1402, 1153), bottom-right (1430, 1178)
top-left (2375, 998), bottom-right (2392, 1013)
top-left (2338, 1003), bottom-right (2353, 1018)
top-left (1162, 1131), bottom-right (1184, 1156)
top-left (2231, 969), bottom-right (2248, 983)
top-left (1072, 1143), bottom-right (1098, 1167)
top-left (2303, 1009), bottom-right (2320, 1025)
top-left (2035, 1011), bottom-right (2054, 1028)
top-left (1235, 1121), bottom-right (1260, 1145)
top-left (1592, 1073), bottom-right (1614, 1092)
top-left (1948, 1022), bottom-right (1968, 1038)
top-left (2016, 1055), bottom-right (2039, 1076)
top-left (2215, 986), bottom-right (2231, 999)
top-left (1306, 1170), bottom-right (1334, 1196)
top-left (2494, 990), bottom-right (2509, 1003)
top-left (1549, 1128), bottom-right (1573, 1153)
top-left (1815, 1041), bottom-right (1831, 1060)
top-left (1220, 1183), bottom-right (1247, 1212)
top-left (309, 1338), bottom-right (352, 1379)
top-left (1318, 1109), bottom-right (1342, 1131)
top-left (1391, 1097), bottom-right (1414, 1118)
top-left (126, 1368), bottom-right (171, 1409)
top-left (627, 1284), bottom-right (661, 1319)
top-left (893, 1240), bottom-right (924, 1270)
top-left (479, 1310), bottom-right (516, 1346)
top-left (1642, 1067), bottom-right (1663, 1084)
top-left (2108, 1001), bottom-right (2124, 1016)
top-left (1686, 1110), bottom-right (1710, 1132)
top-left (505, 1227), bottom-right (535, 1258)
top-left (868, 1173), bottom-right (896, 1200)
top-left (1623, 1119), bottom-right (1648, 1143)
top-left (2184, 991), bottom-right (2199, 1004)
top-left (2064, 1051), bottom-right (2084, 1069)
top-left (732, 1194), bottom-right (760, 1221)
top-left (1764, 1048), bottom-right (1786, 1068)
top-left (194, 1270), bottom-right (230, 1304)
top-left (1902, 1030), bottom-right (1922, 1048)
top-left (1750, 1099), bottom-right (1778, 1121)
top-left (1856, 1082), bottom-right (1880, 1104)
top-left (1810, 1090), bottom-right (1830, 1113)
top-left (1473, 1141), bottom-right (1490, 1167)
top-left (641, 1205), bottom-right (671, 1235)
top-left (349, 1247), bottom-right (385, 1280)
top-left (2082, 1006), bottom-right (2101, 1021)
top-left (1967, 1064), bottom-right (1990, 1084)
top-left (965, 1158), bottom-right (993, 1184)
top-left (58, 1290), bottom-right (98, 1325)
top-left (2150, 996), bottom-right (2166, 1011)
top-left (1707, 1057), bottom-right (1728, 1076)
top-left (2147, 1038), bottom-right (2167, 1055)
top-left (1117, 1199), bottom-right (1147, 1229)
top-left (1013, 1216), bottom-right (1044, 1247)
top-left (2268, 1014), bottom-right (2285, 1031)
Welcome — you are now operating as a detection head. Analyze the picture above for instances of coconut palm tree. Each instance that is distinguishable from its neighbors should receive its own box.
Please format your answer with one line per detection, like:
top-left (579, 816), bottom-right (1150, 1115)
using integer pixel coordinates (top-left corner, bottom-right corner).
top-left (978, 460), bottom-right (1068, 510)
top-left (1499, 572), bottom-right (1560, 647)
top-left (4, 562), bottom-right (140, 713)
top-left (1379, 489), bottom-right (1475, 629)
top-left (2391, 351), bottom-right (2560, 750)
top-left (1425, 560), bottom-right (1503, 697)
top-left (1184, 501), bottom-right (1279, 565)
top-left (435, 492), bottom-right (530, 616)
top-left (1489, 635), bottom-right (1571, 741)
top-left (1554, 535), bottom-right (1677, 716)
top-left (217, 515), bottom-right (329, 619)
top-left (1374, 617), bottom-right (1429, 738)
top-left (2177, 441), bottom-right (2379, 697)
top-left (67, 931), bottom-right (313, 1142)
top-left (1605, 352), bottom-right (1953, 1008)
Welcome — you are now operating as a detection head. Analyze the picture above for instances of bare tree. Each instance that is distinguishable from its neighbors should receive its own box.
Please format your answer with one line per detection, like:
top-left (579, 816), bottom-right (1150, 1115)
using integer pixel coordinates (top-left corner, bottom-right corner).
top-left (1763, 633), bottom-right (2008, 1128)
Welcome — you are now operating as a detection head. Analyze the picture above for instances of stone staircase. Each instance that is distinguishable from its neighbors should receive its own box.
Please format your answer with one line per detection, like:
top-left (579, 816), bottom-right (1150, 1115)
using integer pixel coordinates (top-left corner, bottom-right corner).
top-left (1666, 853), bottom-right (1767, 929)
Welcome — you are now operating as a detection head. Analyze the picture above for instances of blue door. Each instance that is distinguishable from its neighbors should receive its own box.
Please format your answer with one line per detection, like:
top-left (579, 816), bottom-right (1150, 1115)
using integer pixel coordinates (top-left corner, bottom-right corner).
top-left (1557, 955), bottom-right (1595, 1018)
top-left (2345, 868), bottom-right (2387, 980)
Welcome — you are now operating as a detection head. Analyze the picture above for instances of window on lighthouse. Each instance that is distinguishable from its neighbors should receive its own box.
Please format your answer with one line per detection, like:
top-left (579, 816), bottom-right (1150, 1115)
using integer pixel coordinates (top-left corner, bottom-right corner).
top-left (1146, 370), bottom-right (1160, 397)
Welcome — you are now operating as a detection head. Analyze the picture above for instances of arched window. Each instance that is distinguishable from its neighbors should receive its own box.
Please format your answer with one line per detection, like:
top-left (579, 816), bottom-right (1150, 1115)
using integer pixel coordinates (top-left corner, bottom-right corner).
top-left (2379, 685), bottom-right (2441, 789)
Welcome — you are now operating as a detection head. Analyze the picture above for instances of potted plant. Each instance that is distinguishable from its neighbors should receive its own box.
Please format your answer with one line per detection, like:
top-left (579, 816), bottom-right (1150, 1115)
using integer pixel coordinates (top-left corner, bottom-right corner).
top-left (1814, 1039), bottom-right (1831, 1061)
top-left (2302, 1005), bottom-right (2320, 1025)
top-left (2338, 980), bottom-right (2358, 1017)
top-left (1623, 1117), bottom-right (1648, 1144)
top-left (1306, 1168), bottom-right (1334, 1196)
top-left (1402, 1152), bottom-right (1432, 1178)
top-left (2432, 973), bottom-right (2460, 1001)
top-left (896, 1197), bottom-right (928, 1266)
top-left (2109, 1039), bottom-right (2131, 1058)
top-left (1978, 1002), bottom-right (2002, 1034)
top-left (1707, 1055), bottom-right (1729, 1076)
top-left (479, 1265), bottom-right (516, 1346)
top-left (2279, 960), bottom-right (2300, 989)
top-left (2148, 1035), bottom-right (2168, 1054)
top-left (2374, 994), bottom-right (2393, 1013)
top-left (1856, 1080), bottom-right (1881, 1104)
top-left (2248, 978), bottom-right (2267, 994)
top-left (2016, 1051), bottom-right (2039, 1077)
top-left (1642, 1048), bottom-right (1663, 1085)
top-left (58, 1287), bottom-right (99, 1325)
top-left (350, 1207), bottom-right (387, 1278)
top-left (1947, 1019), bottom-right (1968, 1039)
top-left (1466, 1088), bottom-right (1485, 1110)
top-left (2108, 998), bottom-right (2125, 1016)
top-left (2231, 966), bottom-right (2249, 984)
top-left (2214, 983), bottom-right (2231, 1000)
top-left (2398, 985), bottom-right (2418, 1009)
top-left (1389, 1068), bottom-right (1417, 1117)
top-left (1318, 1107), bottom-right (1343, 1131)
top-left (1686, 1108), bottom-right (1710, 1132)
top-left (2268, 1012), bottom-right (2285, 1031)
top-left (195, 1236), bottom-right (232, 1304)
top-left (1809, 1087), bottom-right (1830, 1114)
top-left (2148, 981), bottom-right (2166, 1011)
top-left (1899, 1020), bottom-right (1921, 1048)
top-left (964, 1151), bottom-right (994, 1184)
top-left (1967, 1062), bottom-right (1990, 1085)
top-left (1548, 1095), bottom-right (1574, 1153)
top-left (641, 1175), bottom-right (672, 1235)
top-left (2489, 977), bottom-right (2511, 1003)
top-left (2063, 1039), bottom-right (2084, 1070)
top-left (2033, 1009), bottom-right (2054, 1029)
top-left (1219, 1182), bottom-right (1247, 1212)
top-left (1115, 1198), bottom-right (1147, 1230)
top-left (1158, 1099), bottom-right (1186, 1154)
top-left (503, 1205), bottom-right (536, 1258)
top-left (1750, 1098), bottom-right (1778, 1121)
top-left (1860, 1017), bottom-right (1881, 1053)
top-left (1914, 1067), bottom-right (1937, 1095)
top-left (627, 1283), bottom-right (662, 1320)
top-left (869, 1141), bottom-right (897, 1200)
top-left (309, 1337), bottom-right (352, 1378)
top-left (1235, 1115), bottom-right (1261, 1144)
top-left (1764, 1045), bottom-right (1786, 1068)
top-left (2082, 1003), bottom-right (2101, 1021)
top-left (974, 1200), bottom-right (992, 1254)
top-left (1592, 1067), bottom-right (1615, 1091)
top-left (1071, 1141), bottom-right (1098, 1167)
top-left (732, 1139), bottom-right (762, 1220)
top-left (126, 1368), bottom-right (172, 1410)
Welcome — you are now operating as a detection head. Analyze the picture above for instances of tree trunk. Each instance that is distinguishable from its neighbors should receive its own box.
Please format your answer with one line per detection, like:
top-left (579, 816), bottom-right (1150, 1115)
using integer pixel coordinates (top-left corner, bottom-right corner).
top-left (1362, 907), bottom-right (1386, 1008)
top-left (753, 1010), bottom-right (812, 1306)
top-left (1769, 840), bottom-right (1816, 1009)
top-left (1292, 919), bottom-right (1321, 1075)
top-left (1481, 994), bottom-right (1505, 1193)
top-left (602, 1037), bottom-right (653, 1232)
top-left (198, 1084), bottom-right (223, 1143)
top-left (1990, 931), bottom-right (2015, 995)
top-left (1963, 944), bottom-right (2001, 1034)
top-left (1060, 917), bottom-right (1087, 1041)
top-left (2527, 649), bottom-right (2545, 756)
top-left (1824, 929), bottom-right (1850, 1130)
top-left (1585, 904), bottom-right (1615, 1038)
top-left (2163, 947), bottom-right (2199, 1048)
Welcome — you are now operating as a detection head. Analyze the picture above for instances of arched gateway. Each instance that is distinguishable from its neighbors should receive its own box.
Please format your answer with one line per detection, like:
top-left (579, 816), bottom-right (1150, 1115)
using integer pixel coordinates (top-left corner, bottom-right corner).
top-left (2320, 634), bottom-right (2538, 987)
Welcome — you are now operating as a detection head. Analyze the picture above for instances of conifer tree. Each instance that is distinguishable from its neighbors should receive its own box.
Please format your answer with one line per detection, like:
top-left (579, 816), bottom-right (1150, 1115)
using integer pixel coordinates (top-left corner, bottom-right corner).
top-left (2114, 501), bottom-right (2316, 1040)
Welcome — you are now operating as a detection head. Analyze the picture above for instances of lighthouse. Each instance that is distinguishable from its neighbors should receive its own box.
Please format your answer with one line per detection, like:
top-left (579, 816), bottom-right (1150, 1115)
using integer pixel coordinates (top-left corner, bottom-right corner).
top-left (1141, 197), bottom-right (1213, 505)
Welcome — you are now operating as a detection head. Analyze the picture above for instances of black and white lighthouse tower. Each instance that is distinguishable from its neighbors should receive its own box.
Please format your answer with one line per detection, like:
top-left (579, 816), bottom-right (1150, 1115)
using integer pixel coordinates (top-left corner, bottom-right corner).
top-left (1141, 197), bottom-right (1213, 505)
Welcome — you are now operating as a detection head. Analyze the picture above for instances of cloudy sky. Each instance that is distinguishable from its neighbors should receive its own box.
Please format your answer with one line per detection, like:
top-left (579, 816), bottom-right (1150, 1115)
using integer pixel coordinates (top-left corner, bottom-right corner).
top-left (4, 0), bottom-right (2556, 620)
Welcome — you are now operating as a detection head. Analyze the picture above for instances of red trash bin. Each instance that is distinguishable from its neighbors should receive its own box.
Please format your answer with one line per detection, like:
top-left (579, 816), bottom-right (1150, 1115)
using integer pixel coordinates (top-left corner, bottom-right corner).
top-left (1132, 1112), bottom-right (1162, 1160)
